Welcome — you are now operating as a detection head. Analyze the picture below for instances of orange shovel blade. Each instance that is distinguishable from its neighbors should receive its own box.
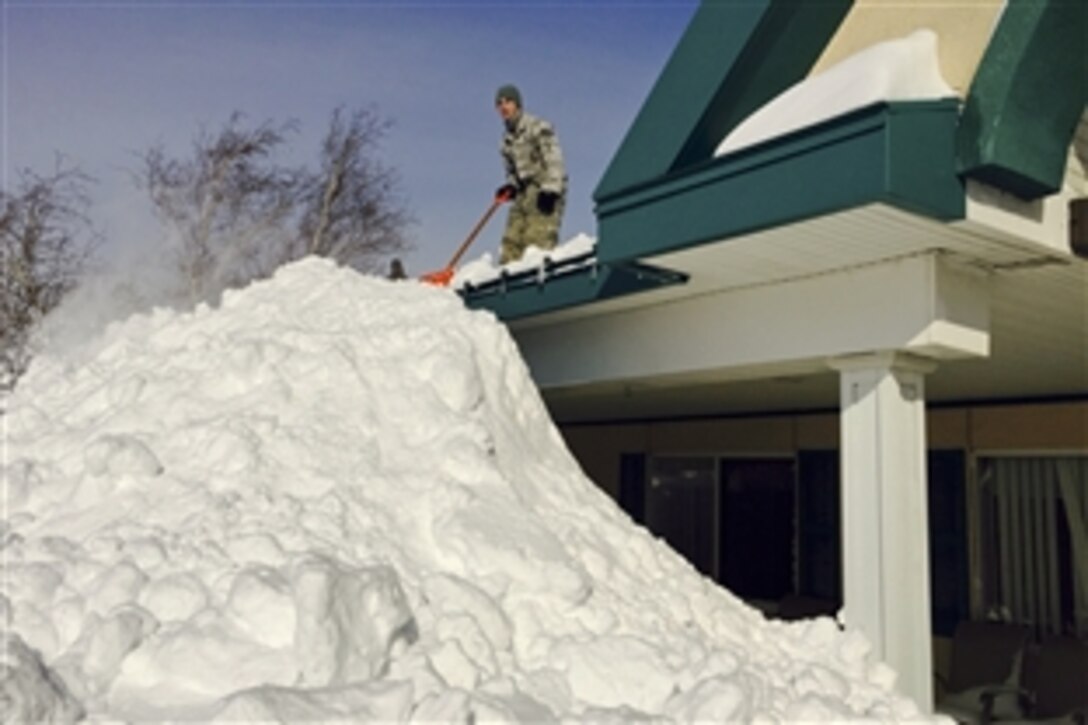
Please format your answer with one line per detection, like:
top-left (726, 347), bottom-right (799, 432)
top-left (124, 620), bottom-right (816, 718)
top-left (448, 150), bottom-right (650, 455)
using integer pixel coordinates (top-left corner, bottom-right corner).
top-left (419, 267), bottom-right (454, 286)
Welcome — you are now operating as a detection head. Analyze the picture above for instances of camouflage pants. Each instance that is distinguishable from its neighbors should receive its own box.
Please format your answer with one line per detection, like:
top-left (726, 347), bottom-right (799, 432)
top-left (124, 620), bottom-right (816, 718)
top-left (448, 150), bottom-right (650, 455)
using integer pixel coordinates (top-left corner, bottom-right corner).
top-left (500, 185), bottom-right (565, 264)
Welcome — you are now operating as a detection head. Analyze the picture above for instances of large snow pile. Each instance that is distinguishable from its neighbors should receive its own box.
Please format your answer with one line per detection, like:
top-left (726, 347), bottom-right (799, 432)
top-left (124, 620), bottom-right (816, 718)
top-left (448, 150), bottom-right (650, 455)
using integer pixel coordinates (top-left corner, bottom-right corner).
top-left (4, 257), bottom-right (928, 721)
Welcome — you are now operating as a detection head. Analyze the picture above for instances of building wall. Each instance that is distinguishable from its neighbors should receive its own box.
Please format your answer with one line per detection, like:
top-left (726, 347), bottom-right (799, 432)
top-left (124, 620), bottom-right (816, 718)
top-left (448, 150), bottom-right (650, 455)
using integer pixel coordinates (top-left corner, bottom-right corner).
top-left (560, 400), bottom-right (1088, 498)
top-left (811, 0), bottom-right (1004, 97)
top-left (558, 399), bottom-right (1087, 683)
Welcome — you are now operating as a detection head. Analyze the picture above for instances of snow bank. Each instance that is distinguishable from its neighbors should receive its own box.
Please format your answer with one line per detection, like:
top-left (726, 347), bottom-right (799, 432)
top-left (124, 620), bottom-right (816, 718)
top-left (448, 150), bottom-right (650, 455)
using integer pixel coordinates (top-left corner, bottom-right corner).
top-left (717, 29), bottom-right (957, 157)
top-left (4, 257), bottom-right (930, 721)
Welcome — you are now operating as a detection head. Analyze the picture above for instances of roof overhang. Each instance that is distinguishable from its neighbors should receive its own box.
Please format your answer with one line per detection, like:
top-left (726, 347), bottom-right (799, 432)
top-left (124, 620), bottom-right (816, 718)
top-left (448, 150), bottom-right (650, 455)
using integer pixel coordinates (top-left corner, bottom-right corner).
top-left (595, 99), bottom-right (965, 265)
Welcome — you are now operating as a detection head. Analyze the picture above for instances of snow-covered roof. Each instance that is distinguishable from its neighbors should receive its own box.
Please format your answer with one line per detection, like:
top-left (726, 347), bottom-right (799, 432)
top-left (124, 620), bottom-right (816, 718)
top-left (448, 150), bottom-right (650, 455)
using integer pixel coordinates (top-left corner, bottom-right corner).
top-left (452, 232), bottom-right (597, 290)
top-left (717, 29), bottom-right (958, 158)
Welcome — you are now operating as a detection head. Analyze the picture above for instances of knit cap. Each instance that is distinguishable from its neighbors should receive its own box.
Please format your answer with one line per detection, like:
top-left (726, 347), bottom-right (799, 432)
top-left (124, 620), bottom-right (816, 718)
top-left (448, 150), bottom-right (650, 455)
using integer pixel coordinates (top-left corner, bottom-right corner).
top-left (495, 84), bottom-right (522, 108)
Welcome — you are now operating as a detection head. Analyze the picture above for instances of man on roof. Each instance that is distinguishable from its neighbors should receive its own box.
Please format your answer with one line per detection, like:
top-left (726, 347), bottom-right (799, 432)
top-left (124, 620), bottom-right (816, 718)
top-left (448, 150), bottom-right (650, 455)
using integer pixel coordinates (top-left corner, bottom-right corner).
top-left (494, 84), bottom-right (568, 264)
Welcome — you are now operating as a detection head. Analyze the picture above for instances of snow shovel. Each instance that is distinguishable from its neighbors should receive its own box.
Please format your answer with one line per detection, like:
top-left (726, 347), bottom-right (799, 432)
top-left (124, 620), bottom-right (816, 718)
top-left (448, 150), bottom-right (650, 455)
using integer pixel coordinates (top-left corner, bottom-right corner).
top-left (420, 190), bottom-right (511, 287)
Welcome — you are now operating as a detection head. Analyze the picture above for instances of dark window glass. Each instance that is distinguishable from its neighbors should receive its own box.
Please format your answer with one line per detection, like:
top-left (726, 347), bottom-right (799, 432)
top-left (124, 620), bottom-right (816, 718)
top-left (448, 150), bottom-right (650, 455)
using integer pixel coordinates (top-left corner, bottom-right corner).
top-left (646, 457), bottom-right (717, 578)
top-left (618, 453), bottom-right (646, 524)
top-left (928, 450), bottom-right (970, 636)
top-left (719, 459), bottom-right (796, 601)
top-left (797, 450), bottom-right (842, 604)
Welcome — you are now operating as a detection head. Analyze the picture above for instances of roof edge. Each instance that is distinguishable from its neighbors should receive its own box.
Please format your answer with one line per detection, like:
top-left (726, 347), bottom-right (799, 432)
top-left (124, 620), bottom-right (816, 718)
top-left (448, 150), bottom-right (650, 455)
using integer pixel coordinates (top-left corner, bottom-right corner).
top-left (596, 100), bottom-right (964, 265)
top-left (594, 0), bottom-right (852, 203)
top-left (956, 0), bottom-right (1088, 200)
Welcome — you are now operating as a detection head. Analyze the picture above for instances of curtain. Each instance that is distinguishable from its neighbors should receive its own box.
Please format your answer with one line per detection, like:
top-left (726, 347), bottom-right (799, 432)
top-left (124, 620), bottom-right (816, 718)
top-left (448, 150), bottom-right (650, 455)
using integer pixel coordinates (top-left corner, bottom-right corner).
top-left (983, 456), bottom-right (1088, 637)
top-left (1055, 459), bottom-right (1088, 635)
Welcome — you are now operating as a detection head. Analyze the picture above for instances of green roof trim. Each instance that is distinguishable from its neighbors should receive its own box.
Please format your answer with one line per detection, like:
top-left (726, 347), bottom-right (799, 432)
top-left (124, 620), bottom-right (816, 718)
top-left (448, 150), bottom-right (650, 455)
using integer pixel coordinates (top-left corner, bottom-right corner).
top-left (594, 0), bottom-right (852, 203)
top-left (956, 0), bottom-right (1088, 200)
top-left (461, 257), bottom-right (688, 322)
top-left (596, 100), bottom-right (965, 264)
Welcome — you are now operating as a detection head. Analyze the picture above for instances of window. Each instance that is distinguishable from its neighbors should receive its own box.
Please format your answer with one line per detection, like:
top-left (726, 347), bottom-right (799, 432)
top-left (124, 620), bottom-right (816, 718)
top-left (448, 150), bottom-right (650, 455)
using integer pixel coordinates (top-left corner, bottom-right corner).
top-left (646, 456), bottom-right (718, 578)
top-left (639, 455), bottom-right (795, 603)
top-left (625, 449), bottom-right (971, 631)
top-left (928, 450), bottom-right (970, 636)
top-left (797, 450), bottom-right (841, 604)
top-left (618, 453), bottom-right (647, 525)
top-left (718, 459), bottom-right (795, 601)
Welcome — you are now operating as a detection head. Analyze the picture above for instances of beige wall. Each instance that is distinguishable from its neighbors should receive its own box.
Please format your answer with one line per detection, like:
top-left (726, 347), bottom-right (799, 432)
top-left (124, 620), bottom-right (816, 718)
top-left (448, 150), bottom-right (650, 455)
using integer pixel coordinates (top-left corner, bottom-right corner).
top-left (563, 424), bottom-right (648, 499)
top-left (648, 417), bottom-right (795, 455)
top-left (928, 408), bottom-right (970, 448)
top-left (812, 0), bottom-right (1004, 97)
top-left (970, 401), bottom-right (1088, 451)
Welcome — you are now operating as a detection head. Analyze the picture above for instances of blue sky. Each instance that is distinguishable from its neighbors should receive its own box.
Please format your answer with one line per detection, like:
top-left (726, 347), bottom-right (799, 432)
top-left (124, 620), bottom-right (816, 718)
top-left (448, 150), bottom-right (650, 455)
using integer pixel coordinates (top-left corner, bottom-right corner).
top-left (3, 1), bottom-right (697, 278)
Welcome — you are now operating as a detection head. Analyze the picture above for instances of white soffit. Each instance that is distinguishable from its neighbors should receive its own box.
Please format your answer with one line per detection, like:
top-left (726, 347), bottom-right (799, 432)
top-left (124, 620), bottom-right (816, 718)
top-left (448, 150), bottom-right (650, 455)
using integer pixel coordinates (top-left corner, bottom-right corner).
top-left (512, 203), bottom-right (1065, 332)
top-left (517, 253), bottom-right (990, 394)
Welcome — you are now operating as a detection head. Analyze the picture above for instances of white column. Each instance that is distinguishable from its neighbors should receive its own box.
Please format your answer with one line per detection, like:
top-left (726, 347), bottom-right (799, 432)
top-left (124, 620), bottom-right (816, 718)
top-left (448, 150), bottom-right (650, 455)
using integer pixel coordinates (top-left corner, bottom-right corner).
top-left (830, 351), bottom-right (935, 712)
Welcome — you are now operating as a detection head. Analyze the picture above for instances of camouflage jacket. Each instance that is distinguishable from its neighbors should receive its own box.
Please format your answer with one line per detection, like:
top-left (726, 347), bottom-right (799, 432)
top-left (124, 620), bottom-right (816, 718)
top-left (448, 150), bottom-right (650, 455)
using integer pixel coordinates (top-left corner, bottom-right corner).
top-left (500, 111), bottom-right (567, 195)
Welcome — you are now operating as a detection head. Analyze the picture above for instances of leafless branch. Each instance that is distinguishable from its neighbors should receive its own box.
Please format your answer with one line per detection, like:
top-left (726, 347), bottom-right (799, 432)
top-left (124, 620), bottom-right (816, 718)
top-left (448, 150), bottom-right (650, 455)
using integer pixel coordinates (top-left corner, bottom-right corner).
top-left (1, 159), bottom-right (100, 387)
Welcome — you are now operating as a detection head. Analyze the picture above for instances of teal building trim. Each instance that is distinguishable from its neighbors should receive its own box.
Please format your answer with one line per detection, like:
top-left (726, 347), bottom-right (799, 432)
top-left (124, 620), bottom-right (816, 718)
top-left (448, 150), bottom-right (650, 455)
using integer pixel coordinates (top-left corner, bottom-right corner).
top-left (597, 101), bottom-right (965, 265)
top-left (594, 0), bottom-right (852, 203)
top-left (956, 0), bottom-right (1087, 200)
top-left (461, 256), bottom-right (687, 321)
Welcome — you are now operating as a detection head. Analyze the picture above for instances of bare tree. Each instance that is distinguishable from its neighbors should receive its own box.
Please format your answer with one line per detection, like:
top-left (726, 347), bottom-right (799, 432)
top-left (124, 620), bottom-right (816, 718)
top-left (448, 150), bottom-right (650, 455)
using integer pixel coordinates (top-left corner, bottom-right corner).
top-left (296, 106), bottom-right (413, 272)
top-left (137, 108), bottom-right (413, 305)
top-left (136, 113), bottom-right (302, 303)
top-left (0, 162), bottom-right (100, 388)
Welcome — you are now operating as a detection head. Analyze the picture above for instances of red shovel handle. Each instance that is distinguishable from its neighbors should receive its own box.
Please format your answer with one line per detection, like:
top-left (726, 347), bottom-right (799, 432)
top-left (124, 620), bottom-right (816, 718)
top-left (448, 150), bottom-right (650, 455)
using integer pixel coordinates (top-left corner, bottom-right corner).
top-left (420, 193), bottom-right (510, 287)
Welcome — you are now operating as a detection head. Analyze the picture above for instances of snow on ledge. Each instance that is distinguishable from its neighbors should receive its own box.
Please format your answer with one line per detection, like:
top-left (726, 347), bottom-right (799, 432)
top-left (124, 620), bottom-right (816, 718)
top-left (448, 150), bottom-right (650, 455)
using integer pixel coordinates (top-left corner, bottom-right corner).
top-left (452, 232), bottom-right (597, 290)
top-left (716, 29), bottom-right (958, 158)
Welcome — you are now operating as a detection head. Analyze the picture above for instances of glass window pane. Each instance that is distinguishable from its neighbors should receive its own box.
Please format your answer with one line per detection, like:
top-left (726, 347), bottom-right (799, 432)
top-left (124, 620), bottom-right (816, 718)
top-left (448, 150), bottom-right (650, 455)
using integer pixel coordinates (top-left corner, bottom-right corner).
top-left (646, 457), bottom-right (717, 578)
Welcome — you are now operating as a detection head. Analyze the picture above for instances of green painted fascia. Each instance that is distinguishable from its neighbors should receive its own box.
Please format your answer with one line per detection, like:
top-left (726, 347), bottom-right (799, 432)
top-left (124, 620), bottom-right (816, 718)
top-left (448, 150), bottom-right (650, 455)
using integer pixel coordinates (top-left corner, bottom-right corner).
top-left (461, 262), bottom-right (687, 322)
top-left (956, 0), bottom-right (1087, 200)
top-left (594, 0), bottom-right (852, 204)
top-left (886, 102), bottom-right (968, 216)
top-left (596, 101), bottom-right (964, 265)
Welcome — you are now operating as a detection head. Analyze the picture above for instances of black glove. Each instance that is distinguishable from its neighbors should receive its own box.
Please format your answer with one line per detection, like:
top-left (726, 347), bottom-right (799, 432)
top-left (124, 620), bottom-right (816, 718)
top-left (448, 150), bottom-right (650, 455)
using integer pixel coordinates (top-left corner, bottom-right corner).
top-left (537, 190), bottom-right (559, 215)
top-left (496, 184), bottom-right (518, 202)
